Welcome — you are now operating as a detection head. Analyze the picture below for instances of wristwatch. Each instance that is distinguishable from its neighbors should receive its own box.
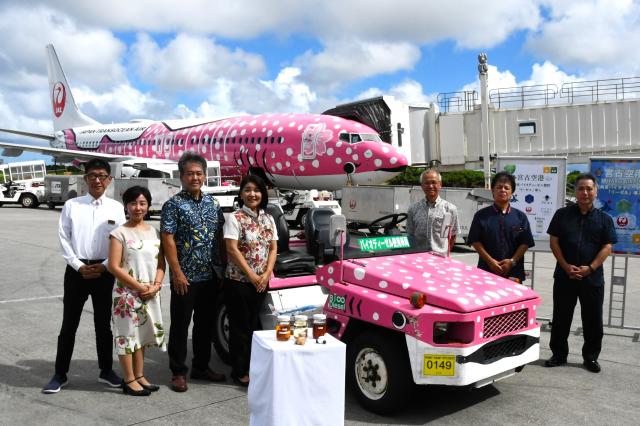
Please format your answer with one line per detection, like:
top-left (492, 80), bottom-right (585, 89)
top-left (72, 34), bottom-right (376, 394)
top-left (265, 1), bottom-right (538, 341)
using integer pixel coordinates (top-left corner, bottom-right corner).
top-left (509, 258), bottom-right (517, 266)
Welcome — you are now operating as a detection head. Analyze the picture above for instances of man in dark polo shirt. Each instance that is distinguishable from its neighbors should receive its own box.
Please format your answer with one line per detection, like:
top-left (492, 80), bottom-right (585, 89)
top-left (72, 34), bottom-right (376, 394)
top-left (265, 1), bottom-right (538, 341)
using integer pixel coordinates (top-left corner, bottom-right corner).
top-left (468, 171), bottom-right (535, 283)
top-left (545, 173), bottom-right (617, 373)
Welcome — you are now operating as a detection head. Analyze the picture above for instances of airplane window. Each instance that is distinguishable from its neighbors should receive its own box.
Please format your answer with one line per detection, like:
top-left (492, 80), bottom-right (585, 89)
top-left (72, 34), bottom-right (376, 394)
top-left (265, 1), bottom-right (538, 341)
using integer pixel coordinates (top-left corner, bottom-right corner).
top-left (245, 137), bottom-right (248, 144)
top-left (231, 137), bottom-right (235, 144)
top-left (257, 137), bottom-right (262, 144)
top-left (278, 137), bottom-right (284, 144)
top-left (339, 133), bottom-right (350, 142)
top-left (360, 133), bottom-right (381, 142)
top-left (270, 137), bottom-right (275, 144)
top-left (251, 137), bottom-right (255, 144)
top-left (178, 139), bottom-right (183, 146)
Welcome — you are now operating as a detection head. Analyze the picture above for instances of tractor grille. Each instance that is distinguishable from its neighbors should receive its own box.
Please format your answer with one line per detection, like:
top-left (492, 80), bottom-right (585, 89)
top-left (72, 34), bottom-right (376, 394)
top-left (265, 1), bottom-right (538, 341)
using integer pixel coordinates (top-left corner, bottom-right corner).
top-left (483, 309), bottom-right (528, 339)
top-left (481, 335), bottom-right (528, 363)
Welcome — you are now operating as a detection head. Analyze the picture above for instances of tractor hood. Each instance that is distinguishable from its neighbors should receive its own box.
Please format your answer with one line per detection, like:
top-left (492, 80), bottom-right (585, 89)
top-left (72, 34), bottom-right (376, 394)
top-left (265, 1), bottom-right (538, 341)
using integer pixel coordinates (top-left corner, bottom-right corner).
top-left (318, 253), bottom-right (538, 313)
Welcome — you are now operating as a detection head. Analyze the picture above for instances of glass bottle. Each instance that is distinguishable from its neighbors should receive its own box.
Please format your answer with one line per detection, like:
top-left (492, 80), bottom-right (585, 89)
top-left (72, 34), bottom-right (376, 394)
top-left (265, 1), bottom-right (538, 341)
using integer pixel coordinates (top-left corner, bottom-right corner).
top-left (292, 314), bottom-right (308, 343)
top-left (312, 313), bottom-right (327, 338)
top-left (275, 315), bottom-right (291, 341)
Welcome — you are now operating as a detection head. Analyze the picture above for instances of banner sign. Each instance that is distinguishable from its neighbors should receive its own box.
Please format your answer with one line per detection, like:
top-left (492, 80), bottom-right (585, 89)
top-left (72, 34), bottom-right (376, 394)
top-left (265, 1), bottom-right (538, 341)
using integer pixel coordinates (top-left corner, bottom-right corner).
top-left (358, 236), bottom-right (410, 252)
top-left (496, 157), bottom-right (567, 241)
top-left (590, 158), bottom-right (640, 255)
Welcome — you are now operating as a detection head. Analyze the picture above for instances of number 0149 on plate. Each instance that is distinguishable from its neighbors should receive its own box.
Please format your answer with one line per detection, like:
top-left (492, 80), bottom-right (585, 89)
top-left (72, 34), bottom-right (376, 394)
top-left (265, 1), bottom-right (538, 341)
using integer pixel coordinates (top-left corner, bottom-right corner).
top-left (423, 354), bottom-right (455, 376)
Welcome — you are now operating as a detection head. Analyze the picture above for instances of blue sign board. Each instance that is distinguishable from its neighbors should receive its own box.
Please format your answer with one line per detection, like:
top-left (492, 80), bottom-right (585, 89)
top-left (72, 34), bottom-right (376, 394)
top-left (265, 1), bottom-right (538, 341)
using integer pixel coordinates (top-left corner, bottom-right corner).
top-left (590, 158), bottom-right (640, 255)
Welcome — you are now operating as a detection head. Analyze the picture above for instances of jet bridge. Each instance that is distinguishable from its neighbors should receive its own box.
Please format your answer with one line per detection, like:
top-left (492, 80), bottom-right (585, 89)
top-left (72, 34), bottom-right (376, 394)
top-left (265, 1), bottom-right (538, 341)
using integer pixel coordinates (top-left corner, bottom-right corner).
top-left (325, 76), bottom-right (640, 170)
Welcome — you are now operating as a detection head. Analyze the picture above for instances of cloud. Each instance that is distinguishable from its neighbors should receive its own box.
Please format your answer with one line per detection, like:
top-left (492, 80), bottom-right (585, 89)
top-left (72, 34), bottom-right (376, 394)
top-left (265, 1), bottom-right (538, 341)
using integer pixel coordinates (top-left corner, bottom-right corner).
top-left (295, 39), bottom-right (421, 90)
top-left (22, 0), bottom-right (541, 49)
top-left (130, 33), bottom-right (266, 92)
top-left (527, 0), bottom-right (640, 75)
top-left (0, 6), bottom-right (126, 89)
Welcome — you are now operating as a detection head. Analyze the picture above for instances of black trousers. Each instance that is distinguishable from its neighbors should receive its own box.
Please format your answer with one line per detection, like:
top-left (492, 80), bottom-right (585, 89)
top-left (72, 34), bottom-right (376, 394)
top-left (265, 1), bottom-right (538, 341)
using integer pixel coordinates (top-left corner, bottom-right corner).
top-left (55, 265), bottom-right (115, 376)
top-left (224, 278), bottom-right (266, 378)
top-left (168, 279), bottom-right (218, 375)
top-left (549, 278), bottom-right (604, 362)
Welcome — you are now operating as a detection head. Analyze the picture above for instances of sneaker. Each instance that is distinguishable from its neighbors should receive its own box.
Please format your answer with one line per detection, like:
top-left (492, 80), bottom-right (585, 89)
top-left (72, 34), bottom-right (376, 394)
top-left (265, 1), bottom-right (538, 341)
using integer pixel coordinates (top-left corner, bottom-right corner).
top-left (98, 369), bottom-right (123, 388)
top-left (42, 374), bottom-right (68, 394)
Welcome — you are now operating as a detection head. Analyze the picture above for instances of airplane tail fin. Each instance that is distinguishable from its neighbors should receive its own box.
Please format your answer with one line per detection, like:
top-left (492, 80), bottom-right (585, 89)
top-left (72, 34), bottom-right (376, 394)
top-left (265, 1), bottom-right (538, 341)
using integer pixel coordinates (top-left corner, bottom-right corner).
top-left (46, 44), bottom-right (99, 131)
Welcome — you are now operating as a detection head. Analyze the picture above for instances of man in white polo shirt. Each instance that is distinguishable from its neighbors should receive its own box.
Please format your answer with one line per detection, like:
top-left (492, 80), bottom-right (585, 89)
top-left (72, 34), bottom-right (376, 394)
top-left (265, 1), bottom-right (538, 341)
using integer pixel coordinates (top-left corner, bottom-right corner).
top-left (407, 168), bottom-right (459, 256)
top-left (43, 159), bottom-right (126, 394)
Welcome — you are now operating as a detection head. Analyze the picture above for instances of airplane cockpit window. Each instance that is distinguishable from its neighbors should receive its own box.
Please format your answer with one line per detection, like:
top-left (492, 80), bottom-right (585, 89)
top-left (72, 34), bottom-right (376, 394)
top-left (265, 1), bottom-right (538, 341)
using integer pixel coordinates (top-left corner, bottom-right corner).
top-left (350, 134), bottom-right (362, 143)
top-left (360, 133), bottom-right (382, 142)
top-left (339, 133), bottom-right (350, 142)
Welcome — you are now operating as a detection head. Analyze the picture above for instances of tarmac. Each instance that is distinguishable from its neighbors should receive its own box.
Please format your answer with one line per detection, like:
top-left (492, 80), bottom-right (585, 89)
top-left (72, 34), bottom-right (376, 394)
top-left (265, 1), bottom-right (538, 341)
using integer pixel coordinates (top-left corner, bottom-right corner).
top-left (0, 205), bottom-right (639, 425)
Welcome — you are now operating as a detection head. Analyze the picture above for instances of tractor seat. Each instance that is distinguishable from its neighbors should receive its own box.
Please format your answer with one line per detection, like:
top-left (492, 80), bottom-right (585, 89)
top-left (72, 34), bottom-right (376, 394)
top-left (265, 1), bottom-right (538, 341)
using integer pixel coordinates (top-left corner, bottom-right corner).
top-left (304, 208), bottom-right (350, 262)
top-left (264, 204), bottom-right (315, 276)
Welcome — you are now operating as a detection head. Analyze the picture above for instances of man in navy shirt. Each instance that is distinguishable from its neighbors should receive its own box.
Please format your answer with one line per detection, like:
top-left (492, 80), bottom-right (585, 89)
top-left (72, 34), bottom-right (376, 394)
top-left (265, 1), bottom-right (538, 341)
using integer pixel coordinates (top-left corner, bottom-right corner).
top-left (468, 172), bottom-right (534, 282)
top-left (545, 173), bottom-right (617, 373)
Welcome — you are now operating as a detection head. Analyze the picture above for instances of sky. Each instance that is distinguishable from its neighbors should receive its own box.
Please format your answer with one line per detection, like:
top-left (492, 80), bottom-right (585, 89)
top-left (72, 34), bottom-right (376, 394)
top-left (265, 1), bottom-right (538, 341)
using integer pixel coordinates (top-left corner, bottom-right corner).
top-left (1, 0), bottom-right (640, 165)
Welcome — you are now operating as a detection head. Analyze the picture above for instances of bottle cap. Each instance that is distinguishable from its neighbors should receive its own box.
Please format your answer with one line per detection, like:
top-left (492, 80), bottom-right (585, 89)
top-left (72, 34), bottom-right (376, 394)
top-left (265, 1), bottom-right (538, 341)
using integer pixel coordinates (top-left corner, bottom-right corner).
top-left (277, 314), bottom-right (290, 322)
top-left (294, 314), bottom-right (308, 321)
top-left (312, 313), bottom-right (326, 321)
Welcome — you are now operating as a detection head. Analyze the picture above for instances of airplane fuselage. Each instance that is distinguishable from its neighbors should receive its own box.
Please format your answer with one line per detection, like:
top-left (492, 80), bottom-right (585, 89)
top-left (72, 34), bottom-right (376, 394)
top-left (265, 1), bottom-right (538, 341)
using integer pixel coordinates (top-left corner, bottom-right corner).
top-left (54, 113), bottom-right (408, 190)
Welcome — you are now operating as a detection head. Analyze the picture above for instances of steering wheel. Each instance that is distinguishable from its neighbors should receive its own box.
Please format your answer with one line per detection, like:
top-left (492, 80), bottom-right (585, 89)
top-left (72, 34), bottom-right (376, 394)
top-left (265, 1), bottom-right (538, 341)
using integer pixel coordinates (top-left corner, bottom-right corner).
top-left (368, 213), bottom-right (408, 235)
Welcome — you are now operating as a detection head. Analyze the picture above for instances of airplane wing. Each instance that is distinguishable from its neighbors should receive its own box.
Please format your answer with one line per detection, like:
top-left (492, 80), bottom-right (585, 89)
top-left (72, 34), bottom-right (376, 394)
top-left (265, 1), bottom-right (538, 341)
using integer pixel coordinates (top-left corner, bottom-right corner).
top-left (0, 128), bottom-right (55, 141)
top-left (0, 140), bottom-right (134, 162)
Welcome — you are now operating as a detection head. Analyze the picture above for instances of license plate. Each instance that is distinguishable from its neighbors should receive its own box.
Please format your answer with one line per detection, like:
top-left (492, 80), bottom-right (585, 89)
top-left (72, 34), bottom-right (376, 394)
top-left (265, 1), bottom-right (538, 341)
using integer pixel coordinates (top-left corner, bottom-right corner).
top-left (423, 354), bottom-right (455, 376)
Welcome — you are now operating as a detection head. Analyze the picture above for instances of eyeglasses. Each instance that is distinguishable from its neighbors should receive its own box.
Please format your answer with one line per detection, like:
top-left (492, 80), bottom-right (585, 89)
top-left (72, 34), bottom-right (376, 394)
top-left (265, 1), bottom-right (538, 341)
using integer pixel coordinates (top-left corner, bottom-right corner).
top-left (85, 173), bottom-right (110, 181)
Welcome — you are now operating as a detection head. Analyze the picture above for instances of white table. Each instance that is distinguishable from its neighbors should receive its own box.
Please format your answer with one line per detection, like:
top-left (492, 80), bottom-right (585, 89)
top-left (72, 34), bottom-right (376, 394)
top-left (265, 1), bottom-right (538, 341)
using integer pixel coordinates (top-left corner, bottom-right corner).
top-left (248, 329), bottom-right (346, 426)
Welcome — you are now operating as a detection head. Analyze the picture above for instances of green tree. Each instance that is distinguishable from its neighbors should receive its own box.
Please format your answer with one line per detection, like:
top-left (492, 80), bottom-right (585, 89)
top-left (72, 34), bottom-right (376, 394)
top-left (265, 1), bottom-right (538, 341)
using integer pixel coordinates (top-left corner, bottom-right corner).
top-left (387, 166), bottom-right (485, 188)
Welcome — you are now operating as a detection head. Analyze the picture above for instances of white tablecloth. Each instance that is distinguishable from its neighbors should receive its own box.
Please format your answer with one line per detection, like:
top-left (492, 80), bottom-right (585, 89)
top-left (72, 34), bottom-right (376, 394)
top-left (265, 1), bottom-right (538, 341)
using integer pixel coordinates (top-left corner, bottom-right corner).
top-left (248, 329), bottom-right (346, 426)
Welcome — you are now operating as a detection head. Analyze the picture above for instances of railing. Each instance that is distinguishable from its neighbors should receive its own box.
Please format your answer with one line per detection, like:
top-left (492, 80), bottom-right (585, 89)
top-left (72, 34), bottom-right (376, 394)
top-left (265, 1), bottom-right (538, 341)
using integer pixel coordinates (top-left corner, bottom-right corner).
top-left (489, 84), bottom-right (558, 108)
top-left (436, 76), bottom-right (640, 111)
top-left (437, 91), bottom-right (478, 112)
top-left (560, 76), bottom-right (640, 103)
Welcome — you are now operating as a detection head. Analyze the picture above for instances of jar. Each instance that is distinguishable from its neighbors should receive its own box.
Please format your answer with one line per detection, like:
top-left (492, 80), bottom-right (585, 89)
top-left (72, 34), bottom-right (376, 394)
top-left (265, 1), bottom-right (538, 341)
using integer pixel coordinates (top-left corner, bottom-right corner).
top-left (275, 315), bottom-right (291, 341)
top-left (292, 314), bottom-right (308, 342)
top-left (312, 313), bottom-right (327, 339)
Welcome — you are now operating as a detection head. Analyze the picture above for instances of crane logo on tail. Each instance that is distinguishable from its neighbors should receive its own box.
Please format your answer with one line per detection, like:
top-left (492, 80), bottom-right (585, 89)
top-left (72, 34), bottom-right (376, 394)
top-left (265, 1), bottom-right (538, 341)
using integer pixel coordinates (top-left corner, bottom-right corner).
top-left (52, 82), bottom-right (66, 117)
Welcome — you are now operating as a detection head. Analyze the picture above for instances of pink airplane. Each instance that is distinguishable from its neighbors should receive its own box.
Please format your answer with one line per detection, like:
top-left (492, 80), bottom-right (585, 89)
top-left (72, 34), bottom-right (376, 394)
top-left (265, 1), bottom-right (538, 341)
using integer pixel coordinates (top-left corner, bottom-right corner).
top-left (0, 44), bottom-right (408, 190)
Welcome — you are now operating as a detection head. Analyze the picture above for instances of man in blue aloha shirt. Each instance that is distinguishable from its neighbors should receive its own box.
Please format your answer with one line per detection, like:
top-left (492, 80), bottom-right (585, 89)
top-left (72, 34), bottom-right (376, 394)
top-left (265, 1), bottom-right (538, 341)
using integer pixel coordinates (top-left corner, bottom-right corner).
top-left (161, 152), bottom-right (226, 392)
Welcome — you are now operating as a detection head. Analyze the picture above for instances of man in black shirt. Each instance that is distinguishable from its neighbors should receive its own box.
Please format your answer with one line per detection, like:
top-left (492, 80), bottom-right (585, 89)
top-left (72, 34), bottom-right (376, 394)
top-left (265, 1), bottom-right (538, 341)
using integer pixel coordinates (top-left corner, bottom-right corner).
top-left (545, 173), bottom-right (617, 373)
top-left (468, 172), bottom-right (534, 282)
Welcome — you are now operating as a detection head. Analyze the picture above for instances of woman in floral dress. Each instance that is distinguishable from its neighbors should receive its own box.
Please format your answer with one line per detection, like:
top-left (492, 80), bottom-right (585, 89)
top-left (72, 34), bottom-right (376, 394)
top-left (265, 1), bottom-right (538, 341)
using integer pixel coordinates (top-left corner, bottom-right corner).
top-left (224, 175), bottom-right (278, 386)
top-left (108, 186), bottom-right (166, 396)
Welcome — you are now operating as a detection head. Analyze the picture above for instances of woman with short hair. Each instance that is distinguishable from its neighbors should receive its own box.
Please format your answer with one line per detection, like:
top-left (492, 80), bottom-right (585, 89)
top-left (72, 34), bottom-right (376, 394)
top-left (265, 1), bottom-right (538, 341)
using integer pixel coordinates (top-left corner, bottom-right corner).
top-left (108, 185), bottom-right (166, 396)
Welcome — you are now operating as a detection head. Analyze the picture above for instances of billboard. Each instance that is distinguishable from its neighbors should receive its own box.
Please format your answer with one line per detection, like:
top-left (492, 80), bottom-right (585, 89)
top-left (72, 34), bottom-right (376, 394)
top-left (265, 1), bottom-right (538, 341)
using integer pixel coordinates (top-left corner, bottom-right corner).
top-left (496, 157), bottom-right (567, 241)
top-left (590, 157), bottom-right (640, 255)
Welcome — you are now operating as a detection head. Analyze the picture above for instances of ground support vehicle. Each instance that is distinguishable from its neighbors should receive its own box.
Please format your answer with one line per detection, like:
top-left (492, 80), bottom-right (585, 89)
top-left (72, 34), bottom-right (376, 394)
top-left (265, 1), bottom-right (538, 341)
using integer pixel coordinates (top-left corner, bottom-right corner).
top-left (319, 249), bottom-right (540, 413)
top-left (212, 207), bottom-right (541, 414)
top-left (0, 160), bottom-right (46, 208)
top-left (44, 175), bottom-right (80, 208)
